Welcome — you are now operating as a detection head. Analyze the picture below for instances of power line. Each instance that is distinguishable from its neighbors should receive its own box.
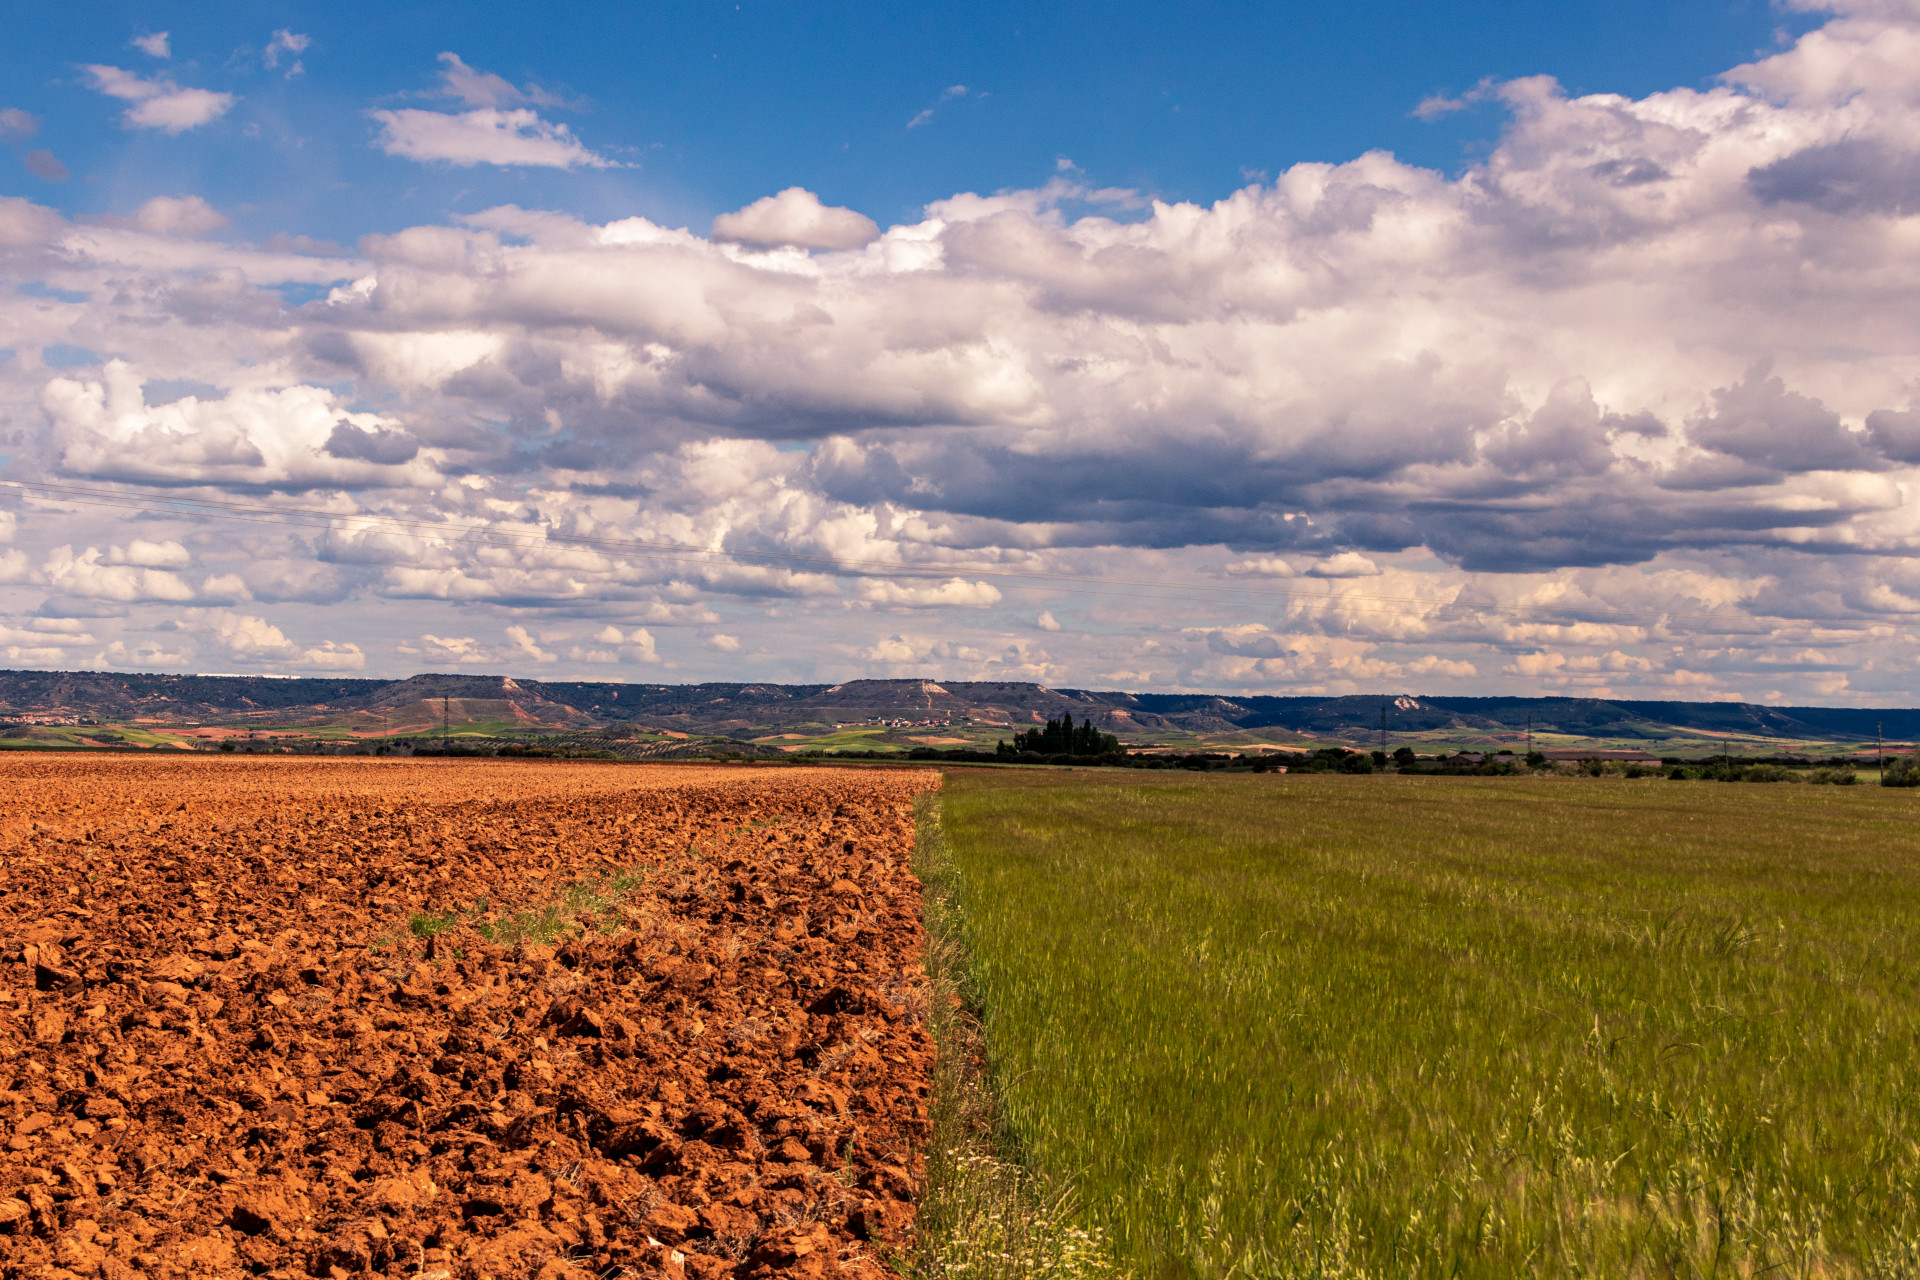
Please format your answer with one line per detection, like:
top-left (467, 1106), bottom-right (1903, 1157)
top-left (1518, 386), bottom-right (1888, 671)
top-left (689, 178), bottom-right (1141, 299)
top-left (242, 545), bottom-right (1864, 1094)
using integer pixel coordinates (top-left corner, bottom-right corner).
top-left (0, 476), bottom-right (1783, 634)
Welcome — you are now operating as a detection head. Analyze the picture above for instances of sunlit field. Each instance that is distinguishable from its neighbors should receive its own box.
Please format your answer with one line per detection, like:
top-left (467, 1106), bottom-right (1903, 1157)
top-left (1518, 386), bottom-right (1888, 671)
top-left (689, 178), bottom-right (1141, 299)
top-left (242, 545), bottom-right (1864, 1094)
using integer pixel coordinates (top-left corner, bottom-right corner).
top-left (935, 770), bottom-right (1920, 1279)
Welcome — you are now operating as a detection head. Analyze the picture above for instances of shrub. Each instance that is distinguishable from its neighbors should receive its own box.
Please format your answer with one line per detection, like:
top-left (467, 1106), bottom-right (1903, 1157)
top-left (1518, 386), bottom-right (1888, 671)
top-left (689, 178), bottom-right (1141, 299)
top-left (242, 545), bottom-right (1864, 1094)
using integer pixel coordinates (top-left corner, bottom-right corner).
top-left (1883, 756), bottom-right (1920, 788)
top-left (1301, 748), bottom-right (1368, 774)
top-left (1810, 768), bottom-right (1858, 786)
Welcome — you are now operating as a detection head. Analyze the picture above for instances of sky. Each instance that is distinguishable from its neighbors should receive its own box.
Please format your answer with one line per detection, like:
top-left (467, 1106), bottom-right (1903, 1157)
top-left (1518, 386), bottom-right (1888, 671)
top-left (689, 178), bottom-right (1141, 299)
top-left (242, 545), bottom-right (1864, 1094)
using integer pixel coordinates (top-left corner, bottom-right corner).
top-left (2, 0), bottom-right (1920, 702)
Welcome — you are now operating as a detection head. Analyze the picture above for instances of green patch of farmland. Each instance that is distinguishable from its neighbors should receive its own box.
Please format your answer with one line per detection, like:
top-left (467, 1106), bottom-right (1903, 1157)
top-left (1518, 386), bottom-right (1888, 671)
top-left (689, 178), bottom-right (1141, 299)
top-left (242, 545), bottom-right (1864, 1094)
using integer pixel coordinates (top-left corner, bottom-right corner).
top-left (0, 723), bottom-right (192, 749)
top-left (937, 769), bottom-right (1920, 1279)
top-left (788, 727), bottom-right (913, 753)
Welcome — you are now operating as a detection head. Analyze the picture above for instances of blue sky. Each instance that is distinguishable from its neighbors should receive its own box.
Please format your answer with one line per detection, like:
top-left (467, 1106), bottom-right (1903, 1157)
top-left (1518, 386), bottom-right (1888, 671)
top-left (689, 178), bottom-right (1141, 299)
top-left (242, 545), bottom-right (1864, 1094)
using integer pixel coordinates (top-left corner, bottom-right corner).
top-left (4, 0), bottom-right (1920, 702)
top-left (5, 0), bottom-right (1812, 242)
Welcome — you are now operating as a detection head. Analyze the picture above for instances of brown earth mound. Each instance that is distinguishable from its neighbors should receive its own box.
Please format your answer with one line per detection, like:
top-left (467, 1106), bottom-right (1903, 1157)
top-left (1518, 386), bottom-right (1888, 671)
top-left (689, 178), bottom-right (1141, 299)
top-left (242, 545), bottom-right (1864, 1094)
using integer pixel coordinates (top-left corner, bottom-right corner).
top-left (0, 757), bottom-right (940, 1280)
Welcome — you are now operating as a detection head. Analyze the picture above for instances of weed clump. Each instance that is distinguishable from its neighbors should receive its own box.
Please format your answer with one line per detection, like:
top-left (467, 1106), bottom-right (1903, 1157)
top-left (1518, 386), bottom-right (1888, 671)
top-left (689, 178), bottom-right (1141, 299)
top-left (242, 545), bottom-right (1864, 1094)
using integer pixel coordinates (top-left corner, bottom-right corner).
top-left (475, 868), bottom-right (645, 946)
top-left (407, 908), bottom-right (462, 940)
top-left (378, 868), bottom-right (648, 956)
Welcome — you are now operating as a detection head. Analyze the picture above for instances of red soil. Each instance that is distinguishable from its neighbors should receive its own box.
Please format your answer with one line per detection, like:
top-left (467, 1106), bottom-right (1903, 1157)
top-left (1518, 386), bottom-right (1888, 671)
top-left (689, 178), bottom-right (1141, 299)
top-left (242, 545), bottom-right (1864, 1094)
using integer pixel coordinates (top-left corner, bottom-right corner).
top-left (0, 757), bottom-right (940, 1280)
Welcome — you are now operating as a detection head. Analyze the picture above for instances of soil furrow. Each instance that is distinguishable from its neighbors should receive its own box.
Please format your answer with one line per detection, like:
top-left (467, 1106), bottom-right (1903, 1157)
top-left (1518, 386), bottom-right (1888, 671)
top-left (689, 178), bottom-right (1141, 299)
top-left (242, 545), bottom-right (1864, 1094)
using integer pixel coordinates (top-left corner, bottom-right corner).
top-left (0, 757), bottom-right (939, 1280)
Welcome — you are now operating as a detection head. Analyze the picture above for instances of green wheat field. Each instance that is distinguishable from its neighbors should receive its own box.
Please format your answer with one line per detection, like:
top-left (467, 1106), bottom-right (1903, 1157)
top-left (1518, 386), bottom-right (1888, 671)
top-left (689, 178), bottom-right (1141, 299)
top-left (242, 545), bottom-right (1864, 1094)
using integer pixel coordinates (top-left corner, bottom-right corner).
top-left (932, 769), bottom-right (1920, 1279)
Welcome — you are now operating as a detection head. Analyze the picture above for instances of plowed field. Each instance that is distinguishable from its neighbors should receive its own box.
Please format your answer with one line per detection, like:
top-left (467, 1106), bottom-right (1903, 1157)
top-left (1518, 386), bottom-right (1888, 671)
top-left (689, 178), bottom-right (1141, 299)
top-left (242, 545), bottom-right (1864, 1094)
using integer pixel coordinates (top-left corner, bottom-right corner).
top-left (0, 757), bottom-right (940, 1280)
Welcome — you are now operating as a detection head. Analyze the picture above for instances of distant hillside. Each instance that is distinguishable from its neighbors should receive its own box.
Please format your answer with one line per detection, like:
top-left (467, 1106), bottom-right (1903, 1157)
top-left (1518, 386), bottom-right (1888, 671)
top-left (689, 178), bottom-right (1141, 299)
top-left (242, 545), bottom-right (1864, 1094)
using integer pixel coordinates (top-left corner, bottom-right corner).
top-left (1113, 692), bottom-right (1920, 740)
top-left (0, 669), bottom-right (387, 719)
top-left (1, 669), bottom-right (1914, 743)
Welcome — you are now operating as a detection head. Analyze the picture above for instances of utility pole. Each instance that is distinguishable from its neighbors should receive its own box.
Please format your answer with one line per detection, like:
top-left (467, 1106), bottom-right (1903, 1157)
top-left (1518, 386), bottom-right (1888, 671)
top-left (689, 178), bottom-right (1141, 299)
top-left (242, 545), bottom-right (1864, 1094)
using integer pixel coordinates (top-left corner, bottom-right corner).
top-left (1527, 713), bottom-right (1533, 759)
top-left (1879, 722), bottom-right (1885, 782)
top-left (1380, 701), bottom-right (1388, 758)
top-left (442, 695), bottom-right (451, 752)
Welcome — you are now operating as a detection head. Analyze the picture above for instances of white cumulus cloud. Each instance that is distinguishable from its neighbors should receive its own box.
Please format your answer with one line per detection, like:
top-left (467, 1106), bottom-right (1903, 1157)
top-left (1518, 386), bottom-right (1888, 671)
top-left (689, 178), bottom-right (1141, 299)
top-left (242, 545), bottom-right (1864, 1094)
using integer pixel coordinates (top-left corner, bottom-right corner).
top-left (1308, 554), bottom-right (1382, 579)
top-left (368, 107), bottom-right (613, 169)
top-left (109, 195), bottom-right (229, 237)
top-left (43, 361), bottom-right (438, 489)
top-left (198, 611), bottom-right (364, 670)
top-left (399, 635), bottom-right (493, 665)
top-left (505, 624), bottom-right (558, 664)
top-left (858, 578), bottom-right (1003, 607)
top-left (81, 65), bottom-right (234, 133)
top-left (711, 188), bottom-right (880, 250)
top-left (11, 3), bottom-right (1920, 698)
top-left (368, 54), bottom-right (602, 169)
top-left (108, 540), bottom-right (189, 569)
top-left (264, 30), bottom-right (311, 76)
top-left (42, 546), bottom-right (194, 602)
top-left (586, 624), bottom-right (661, 663)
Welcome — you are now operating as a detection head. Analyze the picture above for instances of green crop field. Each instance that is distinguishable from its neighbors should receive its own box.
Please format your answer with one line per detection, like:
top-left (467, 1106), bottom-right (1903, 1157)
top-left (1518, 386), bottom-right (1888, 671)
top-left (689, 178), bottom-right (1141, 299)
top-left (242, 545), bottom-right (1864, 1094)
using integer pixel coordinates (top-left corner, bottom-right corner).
top-left (932, 769), bottom-right (1920, 1279)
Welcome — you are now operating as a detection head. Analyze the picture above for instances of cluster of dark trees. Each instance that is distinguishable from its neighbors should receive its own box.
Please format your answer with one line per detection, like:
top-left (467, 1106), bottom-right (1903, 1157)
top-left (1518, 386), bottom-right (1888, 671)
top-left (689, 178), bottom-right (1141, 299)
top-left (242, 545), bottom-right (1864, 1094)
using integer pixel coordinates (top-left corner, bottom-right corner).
top-left (1000, 713), bottom-right (1121, 757)
top-left (1386, 747), bottom-right (1521, 776)
top-left (899, 746), bottom-right (1265, 769)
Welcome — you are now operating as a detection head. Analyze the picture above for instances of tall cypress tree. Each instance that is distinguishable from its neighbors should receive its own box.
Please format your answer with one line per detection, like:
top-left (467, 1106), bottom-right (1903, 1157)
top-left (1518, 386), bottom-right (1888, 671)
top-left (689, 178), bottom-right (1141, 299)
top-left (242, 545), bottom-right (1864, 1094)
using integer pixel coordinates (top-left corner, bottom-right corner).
top-left (1011, 711), bottom-right (1120, 756)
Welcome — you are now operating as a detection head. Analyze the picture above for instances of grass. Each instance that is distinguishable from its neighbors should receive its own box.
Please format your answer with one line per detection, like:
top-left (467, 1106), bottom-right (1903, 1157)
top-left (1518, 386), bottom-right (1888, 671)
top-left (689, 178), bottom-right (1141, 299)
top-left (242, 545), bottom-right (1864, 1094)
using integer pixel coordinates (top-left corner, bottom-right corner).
top-left (936, 769), bottom-right (1920, 1279)
top-left (904, 792), bottom-right (1121, 1280)
top-left (380, 867), bottom-right (646, 955)
top-left (407, 907), bottom-right (464, 941)
top-left (475, 868), bottom-right (643, 946)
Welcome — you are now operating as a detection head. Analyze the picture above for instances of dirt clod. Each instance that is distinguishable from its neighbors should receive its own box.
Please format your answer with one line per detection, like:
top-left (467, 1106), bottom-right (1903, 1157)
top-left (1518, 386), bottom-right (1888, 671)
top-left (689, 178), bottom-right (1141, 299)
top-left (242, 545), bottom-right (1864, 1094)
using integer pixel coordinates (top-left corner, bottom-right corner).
top-left (0, 757), bottom-right (938, 1279)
